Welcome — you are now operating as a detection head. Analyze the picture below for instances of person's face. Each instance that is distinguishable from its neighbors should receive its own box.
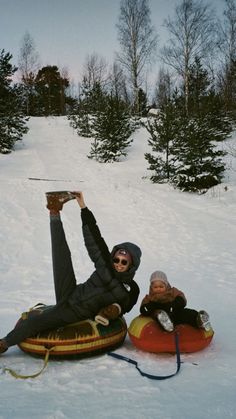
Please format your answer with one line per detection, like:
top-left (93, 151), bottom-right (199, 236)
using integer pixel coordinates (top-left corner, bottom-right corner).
top-left (113, 255), bottom-right (130, 272)
top-left (150, 280), bottom-right (167, 294)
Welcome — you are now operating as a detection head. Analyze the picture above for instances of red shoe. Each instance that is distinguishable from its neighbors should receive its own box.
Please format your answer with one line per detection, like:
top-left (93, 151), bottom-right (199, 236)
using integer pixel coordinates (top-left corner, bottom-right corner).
top-left (46, 191), bottom-right (75, 212)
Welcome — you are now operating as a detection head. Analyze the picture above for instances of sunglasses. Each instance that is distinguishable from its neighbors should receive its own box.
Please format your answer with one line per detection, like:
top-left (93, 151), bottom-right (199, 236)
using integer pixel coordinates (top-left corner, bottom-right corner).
top-left (113, 257), bottom-right (129, 266)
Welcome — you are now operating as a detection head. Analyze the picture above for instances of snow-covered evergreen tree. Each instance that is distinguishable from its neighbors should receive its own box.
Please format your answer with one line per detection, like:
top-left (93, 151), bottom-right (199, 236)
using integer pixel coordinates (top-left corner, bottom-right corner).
top-left (171, 115), bottom-right (228, 192)
top-left (144, 60), bottom-right (232, 192)
top-left (71, 77), bottom-right (94, 137)
top-left (144, 101), bottom-right (180, 182)
top-left (172, 58), bottom-right (232, 192)
top-left (89, 94), bottom-right (133, 162)
top-left (68, 80), bottom-right (105, 138)
top-left (0, 50), bottom-right (28, 154)
top-left (145, 104), bottom-right (230, 192)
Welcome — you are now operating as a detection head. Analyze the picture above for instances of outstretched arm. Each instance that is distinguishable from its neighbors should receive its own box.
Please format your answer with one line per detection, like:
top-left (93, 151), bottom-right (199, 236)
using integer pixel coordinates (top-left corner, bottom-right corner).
top-left (73, 191), bottom-right (111, 267)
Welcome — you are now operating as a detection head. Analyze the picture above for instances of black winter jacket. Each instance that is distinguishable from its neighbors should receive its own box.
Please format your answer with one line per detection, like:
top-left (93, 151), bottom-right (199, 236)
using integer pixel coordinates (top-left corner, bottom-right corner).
top-left (68, 207), bottom-right (141, 320)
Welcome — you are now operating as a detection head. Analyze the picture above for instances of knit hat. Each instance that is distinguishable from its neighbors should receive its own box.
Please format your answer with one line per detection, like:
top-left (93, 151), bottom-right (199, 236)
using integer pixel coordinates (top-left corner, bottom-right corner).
top-left (149, 270), bottom-right (170, 288)
top-left (114, 248), bottom-right (132, 264)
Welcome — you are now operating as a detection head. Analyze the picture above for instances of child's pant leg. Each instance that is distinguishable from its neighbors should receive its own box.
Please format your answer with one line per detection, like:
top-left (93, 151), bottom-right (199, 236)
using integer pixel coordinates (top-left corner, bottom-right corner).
top-left (172, 308), bottom-right (198, 327)
top-left (50, 216), bottom-right (76, 303)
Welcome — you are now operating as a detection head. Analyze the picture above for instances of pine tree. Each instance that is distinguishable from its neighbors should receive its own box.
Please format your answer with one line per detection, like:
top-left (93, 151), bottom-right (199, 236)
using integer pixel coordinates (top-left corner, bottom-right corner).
top-left (171, 115), bottom-right (227, 192)
top-left (34, 66), bottom-right (69, 116)
top-left (144, 60), bottom-right (232, 192)
top-left (171, 58), bottom-right (232, 192)
top-left (144, 100), bottom-right (180, 182)
top-left (69, 80), bottom-right (106, 138)
top-left (89, 94), bottom-right (133, 162)
top-left (76, 77), bottom-right (95, 137)
top-left (188, 57), bottom-right (232, 136)
top-left (0, 50), bottom-right (28, 154)
top-left (137, 88), bottom-right (148, 116)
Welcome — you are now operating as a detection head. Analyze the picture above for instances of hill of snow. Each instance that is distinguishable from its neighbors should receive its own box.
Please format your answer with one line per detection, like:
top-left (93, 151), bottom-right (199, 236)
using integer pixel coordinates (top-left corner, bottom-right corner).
top-left (0, 117), bottom-right (235, 419)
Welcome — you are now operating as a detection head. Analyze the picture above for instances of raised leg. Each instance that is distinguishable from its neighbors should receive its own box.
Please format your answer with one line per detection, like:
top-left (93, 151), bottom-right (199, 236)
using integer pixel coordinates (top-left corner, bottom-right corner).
top-left (50, 215), bottom-right (76, 303)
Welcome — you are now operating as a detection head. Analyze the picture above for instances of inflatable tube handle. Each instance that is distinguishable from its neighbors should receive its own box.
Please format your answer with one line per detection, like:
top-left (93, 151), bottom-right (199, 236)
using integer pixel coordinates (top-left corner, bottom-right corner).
top-left (3, 347), bottom-right (54, 379)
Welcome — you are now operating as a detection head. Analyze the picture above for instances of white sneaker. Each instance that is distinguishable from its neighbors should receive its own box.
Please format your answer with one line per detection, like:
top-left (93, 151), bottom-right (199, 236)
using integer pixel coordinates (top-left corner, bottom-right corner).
top-left (197, 310), bottom-right (212, 331)
top-left (157, 310), bottom-right (174, 332)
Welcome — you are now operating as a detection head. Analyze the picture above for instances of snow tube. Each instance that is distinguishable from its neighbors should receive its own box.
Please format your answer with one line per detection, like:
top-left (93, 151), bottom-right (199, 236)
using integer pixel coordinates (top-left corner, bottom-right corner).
top-left (16, 305), bottom-right (127, 358)
top-left (128, 315), bottom-right (214, 353)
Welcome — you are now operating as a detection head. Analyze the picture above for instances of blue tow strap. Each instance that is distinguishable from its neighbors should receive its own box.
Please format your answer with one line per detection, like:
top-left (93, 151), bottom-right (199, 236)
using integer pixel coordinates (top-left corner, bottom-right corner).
top-left (108, 331), bottom-right (181, 380)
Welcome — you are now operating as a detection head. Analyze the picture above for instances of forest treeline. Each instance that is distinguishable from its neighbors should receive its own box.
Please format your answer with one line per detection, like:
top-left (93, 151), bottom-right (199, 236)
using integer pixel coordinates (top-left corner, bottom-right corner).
top-left (1, 0), bottom-right (236, 192)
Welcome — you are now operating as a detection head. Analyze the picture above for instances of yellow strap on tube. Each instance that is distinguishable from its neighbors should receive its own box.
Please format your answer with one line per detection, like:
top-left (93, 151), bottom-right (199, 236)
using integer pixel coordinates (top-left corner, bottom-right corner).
top-left (4, 347), bottom-right (54, 379)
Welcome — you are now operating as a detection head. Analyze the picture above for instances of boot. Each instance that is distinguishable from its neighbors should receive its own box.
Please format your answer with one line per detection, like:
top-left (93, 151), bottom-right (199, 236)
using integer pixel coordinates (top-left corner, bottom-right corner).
top-left (156, 310), bottom-right (174, 332)
top-left (46, 191), bottom-right (75, 213)
top-left (0, 339), bottom-right (8, 354)
top-left (197, 310), bottom-right (212, 332)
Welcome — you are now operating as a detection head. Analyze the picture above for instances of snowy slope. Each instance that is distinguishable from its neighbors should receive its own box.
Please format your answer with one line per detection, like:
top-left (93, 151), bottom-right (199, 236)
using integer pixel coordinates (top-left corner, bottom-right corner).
top-left (0, 117), bottom-right (235, 419)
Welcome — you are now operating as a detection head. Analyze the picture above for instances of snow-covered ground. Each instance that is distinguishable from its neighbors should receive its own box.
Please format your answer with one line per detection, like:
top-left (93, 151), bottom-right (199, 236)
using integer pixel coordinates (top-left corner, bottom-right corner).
top-left (0, 117), bottom-right (235, 419)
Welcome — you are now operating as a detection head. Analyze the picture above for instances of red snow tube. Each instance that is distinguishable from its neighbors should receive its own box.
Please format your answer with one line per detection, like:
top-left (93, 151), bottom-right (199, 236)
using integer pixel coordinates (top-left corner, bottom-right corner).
top-left (128, 315), bottom-right (214, 353)
top-left (16, 305), bottom-right (127, 358)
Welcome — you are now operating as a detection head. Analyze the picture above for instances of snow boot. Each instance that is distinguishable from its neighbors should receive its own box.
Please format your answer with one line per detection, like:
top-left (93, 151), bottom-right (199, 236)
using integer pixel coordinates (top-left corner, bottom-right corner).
top-left (156, 310), bottom-right (174, 332)
top-left (0, 339), bottom-right (8, 354)
top-left (197, 310), bottom-right (212, 332)
top-left (46, 191), bottom-right (75, 212)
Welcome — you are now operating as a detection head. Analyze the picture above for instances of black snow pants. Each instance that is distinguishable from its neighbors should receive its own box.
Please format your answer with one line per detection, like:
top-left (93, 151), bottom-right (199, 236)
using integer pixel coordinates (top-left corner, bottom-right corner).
top-left (5, 216), bottom-right (79, 347)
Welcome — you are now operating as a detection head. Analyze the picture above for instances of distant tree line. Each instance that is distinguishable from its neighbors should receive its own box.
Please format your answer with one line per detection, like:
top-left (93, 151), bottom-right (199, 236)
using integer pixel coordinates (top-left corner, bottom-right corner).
top-left (1, 0), bottom-right (236, 193)
top-left (0, 50), bottom-right (29, 153)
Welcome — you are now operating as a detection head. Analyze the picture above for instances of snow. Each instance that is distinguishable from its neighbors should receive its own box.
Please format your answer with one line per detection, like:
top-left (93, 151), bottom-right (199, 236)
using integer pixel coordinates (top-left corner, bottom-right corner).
top-left (0, 116), bottom-right (235, 419)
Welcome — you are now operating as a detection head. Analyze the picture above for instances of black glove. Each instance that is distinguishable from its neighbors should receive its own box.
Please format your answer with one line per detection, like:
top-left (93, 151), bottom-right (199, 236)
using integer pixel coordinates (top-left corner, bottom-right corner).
top-left (171, 296), bottom-right (186, 311)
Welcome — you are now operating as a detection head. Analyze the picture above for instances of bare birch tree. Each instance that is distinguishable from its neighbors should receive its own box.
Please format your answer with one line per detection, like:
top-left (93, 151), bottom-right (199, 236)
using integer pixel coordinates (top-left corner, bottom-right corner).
top-left (82, 53), bottom-right (108, 90)
top-left (154, 67), bottom-right (173, 108)
top-left (18, 32), bottom-right (39, 79)
top-left (161, 0), bottom-right (215, 115)
top-left (216, 0), bottom-right (236, 141)
top-left (217, 0), bottom-right (236, 63)
top-left (116, 0), bottom-right (158, 114)
top-left (108, 61), bottom-right (129, 102)
top-left (18, 32), bottom-right (40, 115)
top-left (217, 0), bottom-right (236, 114)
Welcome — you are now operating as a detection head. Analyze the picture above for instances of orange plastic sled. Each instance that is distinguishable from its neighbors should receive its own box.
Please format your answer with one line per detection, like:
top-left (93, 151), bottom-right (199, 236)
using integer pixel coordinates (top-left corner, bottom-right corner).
top-left (128, 315), bottom-right (214, 353)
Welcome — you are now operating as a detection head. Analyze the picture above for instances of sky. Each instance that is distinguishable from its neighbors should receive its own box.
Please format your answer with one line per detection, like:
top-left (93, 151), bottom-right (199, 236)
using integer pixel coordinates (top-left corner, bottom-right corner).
top-left (0, 0), bottom-right (227, 87)
top-left (0, 115), bottom-right (235, 418)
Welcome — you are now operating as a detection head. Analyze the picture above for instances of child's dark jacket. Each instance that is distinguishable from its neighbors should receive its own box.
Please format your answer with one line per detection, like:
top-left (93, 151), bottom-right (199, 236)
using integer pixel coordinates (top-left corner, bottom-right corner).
top-left (140, 287), bottom-right (186, 316)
